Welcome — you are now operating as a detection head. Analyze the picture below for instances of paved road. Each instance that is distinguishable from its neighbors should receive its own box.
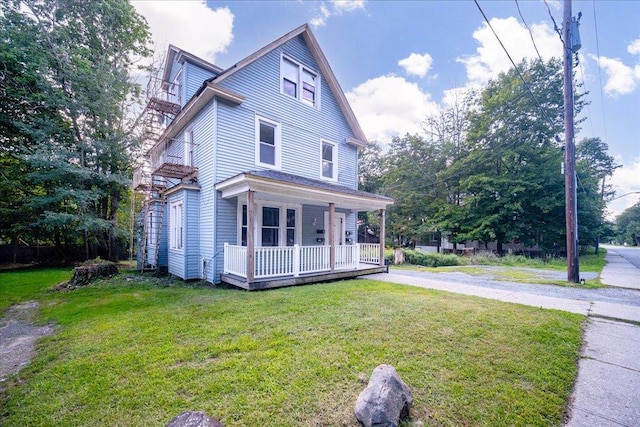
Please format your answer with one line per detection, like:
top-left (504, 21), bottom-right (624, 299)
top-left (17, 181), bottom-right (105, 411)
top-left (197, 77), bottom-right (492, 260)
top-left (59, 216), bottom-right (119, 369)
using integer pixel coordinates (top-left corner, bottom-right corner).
top-left (603, 244), bottom-right (640, 269)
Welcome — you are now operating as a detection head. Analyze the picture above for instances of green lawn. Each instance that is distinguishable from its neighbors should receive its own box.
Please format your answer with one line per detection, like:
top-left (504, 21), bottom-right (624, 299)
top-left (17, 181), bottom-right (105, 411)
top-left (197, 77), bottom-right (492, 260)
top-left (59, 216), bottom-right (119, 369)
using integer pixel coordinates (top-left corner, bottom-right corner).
top-left (0, 267), bottom-right (72, 313)
top-left (1, 271), bottom-right (584, 426)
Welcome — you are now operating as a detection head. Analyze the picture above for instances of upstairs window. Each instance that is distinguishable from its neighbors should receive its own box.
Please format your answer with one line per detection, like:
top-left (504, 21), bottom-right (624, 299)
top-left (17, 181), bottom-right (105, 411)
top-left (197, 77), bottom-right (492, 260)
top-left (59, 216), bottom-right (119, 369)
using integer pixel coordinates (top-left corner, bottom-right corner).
top-left (281, 55), bottom-right (319, 108)
top-left (255, 115), bottom-right (281, 169)
top-left (321, 140), bottom-right (337, 180)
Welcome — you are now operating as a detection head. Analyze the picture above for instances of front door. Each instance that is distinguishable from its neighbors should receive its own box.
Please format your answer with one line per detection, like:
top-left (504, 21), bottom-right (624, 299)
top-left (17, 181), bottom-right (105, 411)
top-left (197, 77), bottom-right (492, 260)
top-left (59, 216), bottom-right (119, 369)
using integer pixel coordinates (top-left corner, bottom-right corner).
top-left (324, 211), bottom-right (345, 246)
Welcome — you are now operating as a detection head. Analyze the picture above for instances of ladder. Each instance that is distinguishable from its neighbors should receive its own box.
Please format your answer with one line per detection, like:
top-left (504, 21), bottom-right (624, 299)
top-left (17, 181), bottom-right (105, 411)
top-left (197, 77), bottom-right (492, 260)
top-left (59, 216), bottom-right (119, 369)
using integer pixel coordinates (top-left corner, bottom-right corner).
top-left (152, 196), bottom-right (165, 270)
top-left (139, 195), bottom-right (165, 272)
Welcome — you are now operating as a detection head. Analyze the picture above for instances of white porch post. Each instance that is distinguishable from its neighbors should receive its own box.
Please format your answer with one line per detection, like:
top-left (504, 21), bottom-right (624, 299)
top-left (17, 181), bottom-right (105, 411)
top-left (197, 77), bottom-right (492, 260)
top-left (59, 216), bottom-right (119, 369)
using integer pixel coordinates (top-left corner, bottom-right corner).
top-left (246, 190), bottom-right (255, 282)
top-left (329, 202), bottom-right (335, 271)
top-left (379, 208), bottom-right (386, 267)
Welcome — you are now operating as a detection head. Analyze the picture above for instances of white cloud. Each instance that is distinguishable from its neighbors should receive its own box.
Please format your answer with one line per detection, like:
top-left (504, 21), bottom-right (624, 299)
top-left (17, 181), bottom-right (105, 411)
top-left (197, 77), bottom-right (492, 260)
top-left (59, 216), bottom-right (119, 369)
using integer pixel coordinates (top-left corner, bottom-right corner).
top-left (132, 1), bottom-right (233, 63)
top-left (593, 39), bottom-right (640, 96)
top-left (332, 0), bottom-right (365, 14)
top-left (311, 0), bottom-right (365, 27)
top-left (458, 17), bottom-right (561, 85)
top-left (628, 39), bottom-right (640, 55)
top-left (310, 3), bottom-right (331, 27)
top-left (595, 56), bottom-right (638, 95)
top-left (398, 53), bottom-right (433, 78)
top-left (607, 157), bottom-right (640, 220)
top-left (346, 75), bottom-right (438, 144)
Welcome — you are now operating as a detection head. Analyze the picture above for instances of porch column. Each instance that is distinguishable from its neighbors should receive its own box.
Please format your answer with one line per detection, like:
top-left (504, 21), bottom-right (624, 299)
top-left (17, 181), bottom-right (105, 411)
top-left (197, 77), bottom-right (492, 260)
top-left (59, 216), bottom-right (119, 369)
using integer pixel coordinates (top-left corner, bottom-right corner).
top-left (329, 202), bottom-right (335, 271)
top-left (379, 208), bottom-right (386, 267)
top-left (246, 190), bottom-right (255, 282)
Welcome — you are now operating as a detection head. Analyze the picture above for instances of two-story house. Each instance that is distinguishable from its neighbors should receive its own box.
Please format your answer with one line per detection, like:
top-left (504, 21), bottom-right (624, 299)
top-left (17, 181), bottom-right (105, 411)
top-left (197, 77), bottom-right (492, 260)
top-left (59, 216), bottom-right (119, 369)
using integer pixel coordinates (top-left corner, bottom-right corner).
top-left (136, 24), bottom-right (393, 290)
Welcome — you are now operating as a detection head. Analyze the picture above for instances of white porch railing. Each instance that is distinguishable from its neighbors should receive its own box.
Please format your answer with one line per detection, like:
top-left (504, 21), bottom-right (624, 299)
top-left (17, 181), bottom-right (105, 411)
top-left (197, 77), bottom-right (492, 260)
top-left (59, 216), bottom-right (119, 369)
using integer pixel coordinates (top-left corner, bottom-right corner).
top-left (359, 243), bottom-right (381, 264)
top-left (223, 243), bottom-right (381, 280)
top-left (223, 243), bottom-right (247, 277)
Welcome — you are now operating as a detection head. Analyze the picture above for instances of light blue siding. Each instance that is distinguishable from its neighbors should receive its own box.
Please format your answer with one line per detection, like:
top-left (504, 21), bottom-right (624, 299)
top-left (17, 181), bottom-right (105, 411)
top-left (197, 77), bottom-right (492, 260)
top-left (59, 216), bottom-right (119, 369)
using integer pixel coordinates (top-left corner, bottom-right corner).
top-left (195, 101), bottom-right (217, 283)
top-left (184, 61), bottom-right (216, 105)
top-left (216, 35), bottom-right (359, 188)
top-left (214, 196), bottom-right (238, 283)
top-left (154, 32), bottom-right (367, 285)
top-left (184, 189), bottom-right (200, 279)
top-left (167, 188), bottom-right (200, 280)
top-left (302, 205), bottom-right (326, 246)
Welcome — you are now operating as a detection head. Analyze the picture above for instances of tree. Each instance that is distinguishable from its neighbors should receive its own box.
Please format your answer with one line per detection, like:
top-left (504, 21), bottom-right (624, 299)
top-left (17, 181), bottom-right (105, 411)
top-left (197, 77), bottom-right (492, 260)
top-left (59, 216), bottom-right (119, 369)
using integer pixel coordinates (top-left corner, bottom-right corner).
top-left (424, 91), bottom-right (474, 249)
top-left (616, 202), bottom-right (640, 246)
top-left (379, 134), bottom-right (444, 247)
top-left (449, 59), bottom-right (573, 254)
top-left (0, 0), bottom-right (151, 261)
top-left (576, 137), bottom-right (620, 252)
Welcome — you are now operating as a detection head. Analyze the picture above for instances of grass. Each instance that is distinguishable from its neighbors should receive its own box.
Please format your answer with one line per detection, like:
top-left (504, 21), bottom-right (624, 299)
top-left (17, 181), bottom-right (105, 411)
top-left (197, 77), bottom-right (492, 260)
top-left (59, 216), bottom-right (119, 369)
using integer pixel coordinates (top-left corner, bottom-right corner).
top-left (1, 270), bottom-right (584, 426)
top-left (0, 267), bottom-right (72, 313)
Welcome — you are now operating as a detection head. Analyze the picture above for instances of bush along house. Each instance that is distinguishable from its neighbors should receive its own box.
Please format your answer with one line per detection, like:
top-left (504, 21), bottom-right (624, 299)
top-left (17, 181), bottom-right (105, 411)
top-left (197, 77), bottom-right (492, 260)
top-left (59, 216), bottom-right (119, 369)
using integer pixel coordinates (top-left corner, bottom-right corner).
top-left (135, 24), bottom-right (393, 290)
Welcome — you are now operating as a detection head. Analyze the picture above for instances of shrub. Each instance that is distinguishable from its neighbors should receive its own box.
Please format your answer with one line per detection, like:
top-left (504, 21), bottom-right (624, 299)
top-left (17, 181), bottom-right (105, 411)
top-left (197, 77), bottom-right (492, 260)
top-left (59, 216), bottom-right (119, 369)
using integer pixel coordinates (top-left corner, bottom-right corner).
top-left (392, 249), bottom-right (461, 267)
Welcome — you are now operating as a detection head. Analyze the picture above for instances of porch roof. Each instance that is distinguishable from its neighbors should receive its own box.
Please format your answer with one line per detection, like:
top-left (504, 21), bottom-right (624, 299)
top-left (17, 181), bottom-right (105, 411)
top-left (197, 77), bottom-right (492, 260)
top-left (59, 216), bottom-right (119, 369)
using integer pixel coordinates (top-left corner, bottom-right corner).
top-left (215, 170), bottom-right (393, 211)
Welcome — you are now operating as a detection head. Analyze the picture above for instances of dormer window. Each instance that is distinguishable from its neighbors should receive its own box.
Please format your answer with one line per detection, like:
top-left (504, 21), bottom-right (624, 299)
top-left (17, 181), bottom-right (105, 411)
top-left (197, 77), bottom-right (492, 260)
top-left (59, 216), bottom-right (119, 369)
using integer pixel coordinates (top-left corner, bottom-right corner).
top-left (281, 55), bottom-right (319, 108)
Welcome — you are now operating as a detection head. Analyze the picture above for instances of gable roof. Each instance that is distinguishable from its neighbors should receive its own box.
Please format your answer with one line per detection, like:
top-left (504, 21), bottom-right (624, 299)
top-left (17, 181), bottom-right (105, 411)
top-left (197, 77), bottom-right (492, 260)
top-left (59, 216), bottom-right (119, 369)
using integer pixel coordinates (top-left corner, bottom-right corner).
top-left (150, 24), bottom-right (368, 156)
top-left (162, 45), bottom-right (224, 89)
top-left (210, 24), bottom-right (368, 148)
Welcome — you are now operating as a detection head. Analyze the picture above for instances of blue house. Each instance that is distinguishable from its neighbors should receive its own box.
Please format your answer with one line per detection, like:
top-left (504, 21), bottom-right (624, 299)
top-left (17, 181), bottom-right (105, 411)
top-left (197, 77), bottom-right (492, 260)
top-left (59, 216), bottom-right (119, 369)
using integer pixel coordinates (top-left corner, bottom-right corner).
top-left (135, 24), bottom-right (393, 290)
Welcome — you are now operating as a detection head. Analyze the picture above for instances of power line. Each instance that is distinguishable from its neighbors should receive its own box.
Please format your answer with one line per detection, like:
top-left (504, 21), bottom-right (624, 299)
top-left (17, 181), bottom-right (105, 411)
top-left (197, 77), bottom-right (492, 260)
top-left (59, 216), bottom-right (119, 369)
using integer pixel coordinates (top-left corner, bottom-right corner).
top-left (543, 0), bottom-right (563, 42)
top-left (514, 0), bottom-right (543, 62)
top-left (473, 0), bottom-right (558, 133)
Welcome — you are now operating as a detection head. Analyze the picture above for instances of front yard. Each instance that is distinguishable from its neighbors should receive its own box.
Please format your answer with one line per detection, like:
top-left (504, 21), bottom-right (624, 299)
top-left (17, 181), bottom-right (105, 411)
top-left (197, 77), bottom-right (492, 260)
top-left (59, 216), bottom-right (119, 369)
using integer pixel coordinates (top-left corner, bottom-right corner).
top-left (0, 269), bottom-right (584, 426)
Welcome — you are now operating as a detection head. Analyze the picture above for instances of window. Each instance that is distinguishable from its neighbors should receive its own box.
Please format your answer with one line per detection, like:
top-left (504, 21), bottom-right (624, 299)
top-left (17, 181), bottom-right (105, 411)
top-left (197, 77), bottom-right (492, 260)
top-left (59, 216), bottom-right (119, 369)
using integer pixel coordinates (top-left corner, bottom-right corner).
top-left (282, 58), bottom-right (298, 98)
top-left (238, 203), bottom-right (299, 247)
top-left (321, 140), bottom-right (337, 180)
top-left (261, 207), bottom-right (280, 247)
top-left (148, 212), bottom-right (155, 245)
top-left (286, 209), bottom-right (296, 246)
top-left (255, 116), bottom-right (281, 168)
top-left (170, 201), bottom-right (183, 250)
top-left (241, 205), bottom-right (248, 246)
top-left (184, 129), bottom-right (194, 166)
top-left (281, 55), bottom-right (319, 108)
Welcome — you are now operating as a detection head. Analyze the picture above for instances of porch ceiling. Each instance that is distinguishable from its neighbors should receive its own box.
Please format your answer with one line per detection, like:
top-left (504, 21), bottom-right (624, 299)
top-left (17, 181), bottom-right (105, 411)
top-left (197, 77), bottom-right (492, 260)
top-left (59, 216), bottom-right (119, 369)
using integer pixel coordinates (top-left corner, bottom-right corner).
top-left (215, 170), bottom-right (393, 211)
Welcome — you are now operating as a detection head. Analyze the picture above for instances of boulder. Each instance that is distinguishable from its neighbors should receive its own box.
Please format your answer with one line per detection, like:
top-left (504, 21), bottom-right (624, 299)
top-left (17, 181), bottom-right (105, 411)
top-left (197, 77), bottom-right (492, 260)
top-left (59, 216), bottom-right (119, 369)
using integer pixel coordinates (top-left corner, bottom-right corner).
top-left (166, 411), bottom-right (223, 427)
top-left (354, 364), bottom-right (413, 427)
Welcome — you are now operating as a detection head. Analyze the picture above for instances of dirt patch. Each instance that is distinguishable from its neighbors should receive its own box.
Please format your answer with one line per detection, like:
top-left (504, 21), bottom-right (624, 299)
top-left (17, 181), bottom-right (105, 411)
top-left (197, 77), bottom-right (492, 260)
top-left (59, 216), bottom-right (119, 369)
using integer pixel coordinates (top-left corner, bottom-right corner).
top-left (0, 301), bottom-right (55, 384)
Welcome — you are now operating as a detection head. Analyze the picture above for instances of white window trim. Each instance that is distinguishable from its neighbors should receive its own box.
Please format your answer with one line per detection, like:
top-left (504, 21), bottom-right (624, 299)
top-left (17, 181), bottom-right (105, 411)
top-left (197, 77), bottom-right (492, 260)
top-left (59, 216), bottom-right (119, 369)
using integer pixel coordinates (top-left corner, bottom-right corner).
top-left (170, 200), bottom-right (184, 251)
top-left (255, 115), bottom-right (282, 170)
top-left (320, 139), bottom-right (338, 181)
top-left (237, 200), bottom-right (301, 247)
top-left (184, 128), bottom-right (193, 167)
top-left (280, 53), bottom-right (321, 109)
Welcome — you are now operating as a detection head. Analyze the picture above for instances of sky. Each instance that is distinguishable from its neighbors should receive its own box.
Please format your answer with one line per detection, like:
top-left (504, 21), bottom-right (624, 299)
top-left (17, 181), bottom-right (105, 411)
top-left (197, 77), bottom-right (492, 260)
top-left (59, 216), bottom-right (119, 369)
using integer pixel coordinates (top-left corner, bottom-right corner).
top-left (131, 0), bottom-right (640, 220)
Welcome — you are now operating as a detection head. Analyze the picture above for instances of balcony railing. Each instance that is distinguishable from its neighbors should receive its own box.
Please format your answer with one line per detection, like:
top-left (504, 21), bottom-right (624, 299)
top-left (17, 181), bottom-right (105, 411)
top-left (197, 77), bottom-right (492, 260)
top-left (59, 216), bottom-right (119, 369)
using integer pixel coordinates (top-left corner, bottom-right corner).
top-left (223, 243), bottom-right (381, 280)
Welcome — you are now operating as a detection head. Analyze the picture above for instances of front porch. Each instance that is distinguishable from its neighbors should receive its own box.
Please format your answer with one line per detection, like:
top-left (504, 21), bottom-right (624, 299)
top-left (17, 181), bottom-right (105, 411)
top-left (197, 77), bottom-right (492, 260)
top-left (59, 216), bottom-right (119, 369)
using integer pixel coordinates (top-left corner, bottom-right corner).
top-left (222, 243), bottom-right (387, 290)
top-left (215, 170), bottom-right (393, 290)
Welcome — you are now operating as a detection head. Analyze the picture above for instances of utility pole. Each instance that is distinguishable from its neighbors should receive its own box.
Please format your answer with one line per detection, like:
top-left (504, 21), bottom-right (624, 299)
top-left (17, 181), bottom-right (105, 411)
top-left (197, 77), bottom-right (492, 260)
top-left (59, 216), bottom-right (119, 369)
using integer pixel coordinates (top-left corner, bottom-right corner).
top-left (563, 0), bottom-right (580, 282)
